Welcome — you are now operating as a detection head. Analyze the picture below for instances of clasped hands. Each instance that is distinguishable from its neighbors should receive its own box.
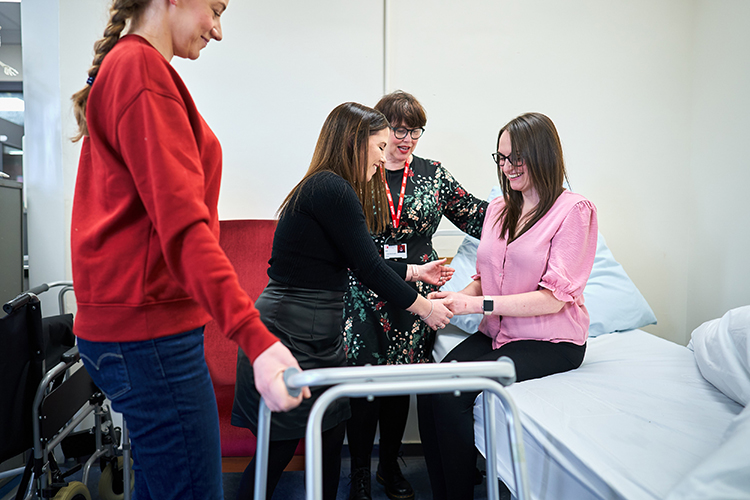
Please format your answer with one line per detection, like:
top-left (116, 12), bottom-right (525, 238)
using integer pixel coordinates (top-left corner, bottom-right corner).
top-left (428, 290), bottom-right (476, 317)
top-left (422, 291), bottom-right (476, 330)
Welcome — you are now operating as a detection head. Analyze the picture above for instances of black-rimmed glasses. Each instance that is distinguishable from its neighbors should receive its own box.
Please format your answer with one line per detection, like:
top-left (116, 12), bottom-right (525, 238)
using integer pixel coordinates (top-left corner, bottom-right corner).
top-left (491, 152), bottom-right (523, 168)
top-left (392, 126), bottom-right (425, 140)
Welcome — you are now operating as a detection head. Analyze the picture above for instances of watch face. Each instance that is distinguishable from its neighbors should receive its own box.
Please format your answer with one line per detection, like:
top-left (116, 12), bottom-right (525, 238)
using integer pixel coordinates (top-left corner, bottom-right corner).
top-left (483, 298), bottom-right (493, 314)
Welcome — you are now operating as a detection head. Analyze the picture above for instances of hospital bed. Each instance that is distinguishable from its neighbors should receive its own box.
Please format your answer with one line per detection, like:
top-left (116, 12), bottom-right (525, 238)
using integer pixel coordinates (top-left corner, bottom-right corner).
top-left (473, 327), bottom-right (745, 499)
top-left (435, 225), bottom-right (750, 499)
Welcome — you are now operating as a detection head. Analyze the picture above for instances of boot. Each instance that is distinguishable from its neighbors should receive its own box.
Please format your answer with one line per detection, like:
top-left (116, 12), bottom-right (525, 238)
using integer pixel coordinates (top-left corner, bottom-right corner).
top-left (348, 467), bottom-right (372, 500)
top-left (376, 461), bottom-right (414, 500)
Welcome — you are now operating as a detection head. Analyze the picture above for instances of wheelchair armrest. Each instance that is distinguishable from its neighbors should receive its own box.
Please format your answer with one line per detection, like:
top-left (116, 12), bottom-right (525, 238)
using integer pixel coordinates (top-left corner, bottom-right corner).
top-left (61, 346), bottom-right (80, 364)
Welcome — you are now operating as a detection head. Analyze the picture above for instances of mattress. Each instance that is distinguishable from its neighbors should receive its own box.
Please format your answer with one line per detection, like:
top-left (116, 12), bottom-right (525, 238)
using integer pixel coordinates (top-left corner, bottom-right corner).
top-left (473, 329), bottom-right (744, 500)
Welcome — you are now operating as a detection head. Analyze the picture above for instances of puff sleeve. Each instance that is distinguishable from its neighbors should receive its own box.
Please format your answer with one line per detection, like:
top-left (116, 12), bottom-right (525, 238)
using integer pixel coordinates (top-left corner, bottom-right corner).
top-left (539, 200), bottom-right (598, 303)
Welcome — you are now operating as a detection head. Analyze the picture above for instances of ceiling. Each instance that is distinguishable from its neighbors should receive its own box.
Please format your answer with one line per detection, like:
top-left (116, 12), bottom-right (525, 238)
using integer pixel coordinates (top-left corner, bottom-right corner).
top-left (0, 2), bottom-right (21, 46)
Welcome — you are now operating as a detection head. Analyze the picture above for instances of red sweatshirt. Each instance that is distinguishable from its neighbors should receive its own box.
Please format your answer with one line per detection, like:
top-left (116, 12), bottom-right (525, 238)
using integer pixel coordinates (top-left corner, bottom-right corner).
top-left (71, 35), bottom-right (278, 362)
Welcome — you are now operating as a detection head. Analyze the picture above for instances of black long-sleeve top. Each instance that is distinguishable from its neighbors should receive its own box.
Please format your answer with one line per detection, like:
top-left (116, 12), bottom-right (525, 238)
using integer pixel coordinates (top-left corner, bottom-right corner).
top-left (268, 171), bottom-right (417, 310)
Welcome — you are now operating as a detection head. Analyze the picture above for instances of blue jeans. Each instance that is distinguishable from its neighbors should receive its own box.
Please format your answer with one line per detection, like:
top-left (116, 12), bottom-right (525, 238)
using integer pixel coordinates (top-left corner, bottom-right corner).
top-left (78, 327), bottom-right (222, 500)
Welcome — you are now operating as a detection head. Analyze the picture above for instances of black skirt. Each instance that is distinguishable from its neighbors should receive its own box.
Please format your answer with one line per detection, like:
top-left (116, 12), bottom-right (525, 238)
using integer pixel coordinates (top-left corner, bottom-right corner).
top-left (231, 279), bottom-right (350, 441)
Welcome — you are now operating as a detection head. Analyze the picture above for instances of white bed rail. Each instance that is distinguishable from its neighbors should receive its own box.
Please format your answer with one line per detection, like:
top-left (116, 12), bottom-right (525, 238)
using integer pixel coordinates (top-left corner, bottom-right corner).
top-left (255, 359), bottom-right (529, 500)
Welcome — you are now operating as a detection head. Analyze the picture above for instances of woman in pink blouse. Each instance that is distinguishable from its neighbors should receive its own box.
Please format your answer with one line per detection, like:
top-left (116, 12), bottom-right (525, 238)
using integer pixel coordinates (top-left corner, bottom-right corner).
top-left (418, 112), bottom-right (598, 500)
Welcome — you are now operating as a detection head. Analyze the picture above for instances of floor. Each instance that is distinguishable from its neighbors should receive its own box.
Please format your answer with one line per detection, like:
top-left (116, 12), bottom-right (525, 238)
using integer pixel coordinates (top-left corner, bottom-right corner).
top-left (1, 447), bottom-right (509, 499)
top-left (224, 451), bottom-right (501, 499)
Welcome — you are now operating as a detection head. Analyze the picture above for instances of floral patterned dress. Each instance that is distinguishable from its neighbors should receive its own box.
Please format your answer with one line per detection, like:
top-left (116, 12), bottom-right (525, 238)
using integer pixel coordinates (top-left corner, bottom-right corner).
top-left (343, 156), bottom-right (488, 366)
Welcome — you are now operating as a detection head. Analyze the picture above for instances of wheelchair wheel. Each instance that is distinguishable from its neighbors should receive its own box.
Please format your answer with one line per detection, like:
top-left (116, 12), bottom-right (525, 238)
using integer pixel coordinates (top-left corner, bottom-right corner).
top-left (52, 481), bottom-right (91, 500)
top-left (98, 456), bottom-right (134, 500)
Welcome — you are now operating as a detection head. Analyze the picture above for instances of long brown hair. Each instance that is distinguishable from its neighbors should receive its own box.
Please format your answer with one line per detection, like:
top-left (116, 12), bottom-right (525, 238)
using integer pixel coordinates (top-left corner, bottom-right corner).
top-left (496, 112), bottom-right (569, 242)
top-left (71, 0), bottom-right (150, 142)
top-left (278, 102), bottom-right (390, 233)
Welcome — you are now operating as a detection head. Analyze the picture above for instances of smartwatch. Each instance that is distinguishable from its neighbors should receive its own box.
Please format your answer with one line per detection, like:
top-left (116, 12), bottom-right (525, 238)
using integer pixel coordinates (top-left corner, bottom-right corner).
top-left (483, 296), bottom-right (494, 316)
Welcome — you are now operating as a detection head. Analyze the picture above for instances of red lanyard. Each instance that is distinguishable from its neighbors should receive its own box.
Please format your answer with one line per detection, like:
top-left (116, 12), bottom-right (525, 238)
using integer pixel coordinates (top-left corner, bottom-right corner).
top-left (381, 161), bottom-right (410, 229)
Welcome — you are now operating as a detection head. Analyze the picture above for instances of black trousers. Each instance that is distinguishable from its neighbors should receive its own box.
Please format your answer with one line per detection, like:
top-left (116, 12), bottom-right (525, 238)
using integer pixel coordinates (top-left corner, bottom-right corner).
top-left (418, 333), bottom-right (586, 500)
top-left (347, 395), bottom-right (411, 470)
top-left (237, 421), bottom-right (346, 500)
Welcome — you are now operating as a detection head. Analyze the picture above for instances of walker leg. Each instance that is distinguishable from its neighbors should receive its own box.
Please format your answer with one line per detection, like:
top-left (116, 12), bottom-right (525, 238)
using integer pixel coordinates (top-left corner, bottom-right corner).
top-left (484, 390), bottom-right (500, 500)
top-left (254, 399), bottom-right (272, 500)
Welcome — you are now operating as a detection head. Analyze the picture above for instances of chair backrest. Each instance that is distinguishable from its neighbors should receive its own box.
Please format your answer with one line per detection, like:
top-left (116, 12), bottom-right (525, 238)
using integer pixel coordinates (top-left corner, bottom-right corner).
top-left (204, 219), bottom-right (277, 387)
top-left (0, 300), bottom-right (45, 462)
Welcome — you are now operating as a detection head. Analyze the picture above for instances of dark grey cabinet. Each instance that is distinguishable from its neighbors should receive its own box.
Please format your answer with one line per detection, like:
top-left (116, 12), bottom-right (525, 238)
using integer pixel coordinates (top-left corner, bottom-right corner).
top-left (0, 178), bottom-right (23, 304)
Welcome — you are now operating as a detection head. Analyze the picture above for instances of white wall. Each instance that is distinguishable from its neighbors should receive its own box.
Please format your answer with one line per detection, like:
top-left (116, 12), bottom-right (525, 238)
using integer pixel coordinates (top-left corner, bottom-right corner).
top-left (686, 0), bottom-right (750, 340)
top-left (21, 0), bottom-right (750, 342)
top-left (21, 0), bottom-right (66, 317)
top-left (171, 0), bottom-right (385, 219)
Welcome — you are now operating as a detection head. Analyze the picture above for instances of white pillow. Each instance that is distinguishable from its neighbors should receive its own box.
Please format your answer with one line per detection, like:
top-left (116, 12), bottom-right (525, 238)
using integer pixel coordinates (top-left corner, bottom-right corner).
top-left (441, 189), bottom-right (656, 337)
top-left (690, 305), bottom-right (750, 407)
top-left (584, 233), bottom-right (657, 336)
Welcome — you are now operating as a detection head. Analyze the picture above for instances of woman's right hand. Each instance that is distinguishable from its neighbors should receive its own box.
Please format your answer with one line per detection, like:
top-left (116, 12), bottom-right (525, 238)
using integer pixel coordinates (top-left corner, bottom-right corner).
top-left (252, 342), bottom-right (311, 412)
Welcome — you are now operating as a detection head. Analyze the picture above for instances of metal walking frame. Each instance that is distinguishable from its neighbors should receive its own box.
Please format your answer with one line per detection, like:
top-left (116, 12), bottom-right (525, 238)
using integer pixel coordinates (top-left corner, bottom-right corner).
top-left (255, 358), bottom-right (529, 500)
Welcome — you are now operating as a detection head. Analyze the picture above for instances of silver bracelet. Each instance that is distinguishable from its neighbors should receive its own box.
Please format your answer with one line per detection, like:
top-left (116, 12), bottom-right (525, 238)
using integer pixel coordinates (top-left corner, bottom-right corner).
top-left (420, 300), bottom-right (434, 321)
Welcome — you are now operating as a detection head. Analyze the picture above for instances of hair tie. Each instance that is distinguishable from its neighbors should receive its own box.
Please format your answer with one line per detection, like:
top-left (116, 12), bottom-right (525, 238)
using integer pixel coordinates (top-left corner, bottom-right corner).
top-left (86, 75), bottom-right (95, 86)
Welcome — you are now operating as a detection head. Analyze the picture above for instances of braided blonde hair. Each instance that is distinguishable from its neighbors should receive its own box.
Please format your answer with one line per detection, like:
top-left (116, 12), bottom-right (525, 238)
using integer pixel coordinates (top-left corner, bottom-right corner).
top-left (71, 0), bottom-right (150, 142)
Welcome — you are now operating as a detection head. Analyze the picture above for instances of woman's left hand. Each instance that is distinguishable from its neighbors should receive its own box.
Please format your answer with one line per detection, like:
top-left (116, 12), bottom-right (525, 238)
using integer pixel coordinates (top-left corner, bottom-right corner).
top-left (415, 258), bottom-right (455, 286)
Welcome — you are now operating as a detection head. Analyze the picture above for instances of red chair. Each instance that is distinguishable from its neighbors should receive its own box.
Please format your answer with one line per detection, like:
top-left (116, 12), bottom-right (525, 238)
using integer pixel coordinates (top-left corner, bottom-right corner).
top-left (203, 219), bottom-right (304, 473)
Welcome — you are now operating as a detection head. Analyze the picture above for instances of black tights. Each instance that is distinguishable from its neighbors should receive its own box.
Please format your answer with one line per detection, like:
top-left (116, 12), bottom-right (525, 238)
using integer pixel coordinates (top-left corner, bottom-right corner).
top-left (418, 334), bottom-right (586, 500)
top-left (236, 421), bottom-right (346, 500)
top-left (347, 395), bottom-right (411, 470)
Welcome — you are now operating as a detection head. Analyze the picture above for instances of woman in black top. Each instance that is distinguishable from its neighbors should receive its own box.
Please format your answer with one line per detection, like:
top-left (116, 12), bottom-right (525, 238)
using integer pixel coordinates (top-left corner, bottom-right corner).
top-left (232, 102), bottom-right (454, 500)
top-left (343, 91), bottom-right (488, 500)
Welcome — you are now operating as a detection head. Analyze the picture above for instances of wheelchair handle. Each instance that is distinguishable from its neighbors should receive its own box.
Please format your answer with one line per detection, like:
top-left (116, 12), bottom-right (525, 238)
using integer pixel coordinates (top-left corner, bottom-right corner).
top-left (3, 282), bottom-right (74, 315)
top-left (3, 288), bottom-right (43, 314)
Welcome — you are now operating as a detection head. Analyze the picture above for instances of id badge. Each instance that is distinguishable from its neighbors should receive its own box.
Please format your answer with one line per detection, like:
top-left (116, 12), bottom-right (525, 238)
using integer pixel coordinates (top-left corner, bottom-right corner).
top-left (384, 243), bottom-right (407, 260)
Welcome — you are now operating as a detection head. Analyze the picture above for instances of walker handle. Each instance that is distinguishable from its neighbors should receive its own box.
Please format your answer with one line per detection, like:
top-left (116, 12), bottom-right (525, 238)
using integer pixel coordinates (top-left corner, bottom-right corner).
top-left (283, 367), bottom-right (302, 398)
top-left (26, 283), bottom-right (51, 296)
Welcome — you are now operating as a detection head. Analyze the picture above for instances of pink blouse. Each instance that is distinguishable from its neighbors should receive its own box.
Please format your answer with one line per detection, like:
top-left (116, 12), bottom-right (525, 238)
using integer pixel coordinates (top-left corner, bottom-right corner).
top-left (475, 191), bottom-right (597, 349)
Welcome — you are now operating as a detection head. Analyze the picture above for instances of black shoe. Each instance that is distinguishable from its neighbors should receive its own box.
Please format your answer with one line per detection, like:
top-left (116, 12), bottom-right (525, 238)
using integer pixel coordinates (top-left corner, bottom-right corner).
top-left (475, 466), bottom-right (485, 485)
top-left (376, 462), bottom-right (415, 500)
top-left (349, 467), bottom-right (372, 500)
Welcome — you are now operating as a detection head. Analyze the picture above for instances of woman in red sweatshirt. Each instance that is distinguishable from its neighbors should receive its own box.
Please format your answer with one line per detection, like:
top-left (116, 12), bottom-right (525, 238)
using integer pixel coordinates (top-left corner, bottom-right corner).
top-left (70, 1), bottom-right (307, 499)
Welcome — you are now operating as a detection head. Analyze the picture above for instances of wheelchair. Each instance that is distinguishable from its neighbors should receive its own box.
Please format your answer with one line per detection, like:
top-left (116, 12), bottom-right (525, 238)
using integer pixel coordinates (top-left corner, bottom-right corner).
top-left (0, 283), bottom-right (132, 500)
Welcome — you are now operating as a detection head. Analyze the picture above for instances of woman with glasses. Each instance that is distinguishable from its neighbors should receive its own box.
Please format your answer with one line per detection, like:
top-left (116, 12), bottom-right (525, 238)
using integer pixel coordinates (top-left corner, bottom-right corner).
top-left (231, 102), bottom-right (454, 500)
top-left (343, 91), bottom-right (488, 500)
top-left (419, 112), bottom-right (598, 500)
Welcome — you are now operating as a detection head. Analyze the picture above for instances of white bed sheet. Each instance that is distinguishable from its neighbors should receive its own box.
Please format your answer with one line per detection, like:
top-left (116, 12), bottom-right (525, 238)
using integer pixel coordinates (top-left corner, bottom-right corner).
top-left (473, 329), bottom-right (744, 500)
